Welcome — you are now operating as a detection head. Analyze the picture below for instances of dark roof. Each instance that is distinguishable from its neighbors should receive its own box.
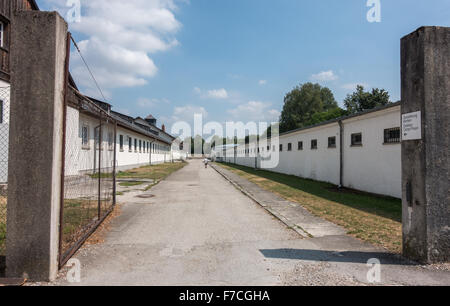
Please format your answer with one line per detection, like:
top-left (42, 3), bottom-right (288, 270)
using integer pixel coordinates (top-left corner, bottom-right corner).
top-left (70, 89), bottom-right (173, 145)
top-left (29, 0), bottom-right (39, 10)
top-left (145, 114), bottom-right (156, 120)
top-left (279, 101), bottom-right (402, 137)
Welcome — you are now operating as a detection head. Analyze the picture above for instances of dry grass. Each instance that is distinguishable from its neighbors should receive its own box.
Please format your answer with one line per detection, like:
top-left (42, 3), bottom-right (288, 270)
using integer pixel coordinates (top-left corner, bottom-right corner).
top-left (117, 161), bottom-right (187, 181)
top-left (217, 163), bottom-right (402, 253)
top-left (60, 199), bottom-right (114, 253)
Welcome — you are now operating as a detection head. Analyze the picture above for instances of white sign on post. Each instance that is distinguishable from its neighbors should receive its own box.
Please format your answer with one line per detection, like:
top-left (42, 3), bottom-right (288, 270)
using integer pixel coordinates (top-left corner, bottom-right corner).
top-left (402, 111), bottom-right (422, 141)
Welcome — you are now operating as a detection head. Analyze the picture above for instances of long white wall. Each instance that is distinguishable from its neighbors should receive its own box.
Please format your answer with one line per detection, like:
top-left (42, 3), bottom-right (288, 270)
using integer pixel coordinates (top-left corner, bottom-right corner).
top-left (215, 105), bottom-right (402, 198)
top-left (342, 107), bottom-right (401, 197)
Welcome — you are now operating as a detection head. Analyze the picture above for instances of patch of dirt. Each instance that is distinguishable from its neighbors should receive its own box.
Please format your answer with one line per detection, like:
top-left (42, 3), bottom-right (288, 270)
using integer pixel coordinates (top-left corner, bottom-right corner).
top-left (85, 204), bottom-right (122, 246)
top-left (422, 263), bottom-right (450, 272)
top-left (282, 262), bottom-right (363, 286)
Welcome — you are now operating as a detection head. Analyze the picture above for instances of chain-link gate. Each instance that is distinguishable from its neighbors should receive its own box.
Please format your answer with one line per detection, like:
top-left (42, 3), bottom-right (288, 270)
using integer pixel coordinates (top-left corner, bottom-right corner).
top-left (59, 92), bottom-right (117, 268)
top-left (0, 87), bottom-right (10, 265)
top-left (58, 34), bottom-right (117, 268)
top-left (0, 86), bottom-right (9, 277)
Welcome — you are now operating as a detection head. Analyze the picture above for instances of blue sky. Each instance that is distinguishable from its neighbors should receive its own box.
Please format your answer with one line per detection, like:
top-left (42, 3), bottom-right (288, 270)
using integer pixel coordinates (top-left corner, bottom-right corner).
top-left (39, 0), bottom-right (450, 131)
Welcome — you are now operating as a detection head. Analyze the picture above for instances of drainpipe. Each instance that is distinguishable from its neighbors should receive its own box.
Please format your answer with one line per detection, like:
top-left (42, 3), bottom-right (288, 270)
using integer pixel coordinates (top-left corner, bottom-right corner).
top-left (338, 120), bottom-right (344, 188)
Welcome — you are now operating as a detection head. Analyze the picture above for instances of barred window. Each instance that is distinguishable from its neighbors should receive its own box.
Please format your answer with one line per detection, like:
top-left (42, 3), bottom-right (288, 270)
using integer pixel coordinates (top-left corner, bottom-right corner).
top-left (311, 139), bottom-right (318, 150)
top-left (298, 141), bottom-right (303, 151)
top-left (108, 132), bottom-right (114, 151)
top-left (81, 125), bottom-right (89, 149)
top-left (288, 143), bottom-right (292, 151)
top-left (328, 136), bottom-right (336, 148)
top-left (384, 127), bottom-right (401, 144)
top-left (139, 140), bottom-right (142, 152)
top-left (279, 144), bottom-right (283, 152)
top-left (134, 138), bottom-right (137, 152)
top-left (94, 127), bottom-right (100, 149)
top-left (128, 137), bottom-right (133, 152)
top-left (351, 133), bottom-right (362, 146)
top-left (119, 135), bottom-right (124, 151)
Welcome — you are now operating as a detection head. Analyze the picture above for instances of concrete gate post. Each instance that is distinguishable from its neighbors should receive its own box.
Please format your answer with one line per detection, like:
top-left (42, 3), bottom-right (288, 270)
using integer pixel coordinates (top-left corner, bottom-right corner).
top-left (6, 11), bottom-right (68, 281)
top-left (401, 26), bottom-right (450, 263)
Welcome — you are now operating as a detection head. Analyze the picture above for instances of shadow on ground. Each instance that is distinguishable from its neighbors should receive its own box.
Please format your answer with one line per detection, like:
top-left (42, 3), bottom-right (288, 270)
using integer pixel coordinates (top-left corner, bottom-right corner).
top-left (0, 256), bottom-right (5, 277)
top-left (260, 249), bottom-right (414, 266)
top-left (219, 162), bottom-right (402, 223)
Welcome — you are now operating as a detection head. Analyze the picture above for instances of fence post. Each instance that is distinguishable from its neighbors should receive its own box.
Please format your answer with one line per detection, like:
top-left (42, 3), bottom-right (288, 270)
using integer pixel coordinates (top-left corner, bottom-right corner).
top-left (6, 11), bottom-right (68, 281)
top-left (401, 26), bottom-right (450, 263)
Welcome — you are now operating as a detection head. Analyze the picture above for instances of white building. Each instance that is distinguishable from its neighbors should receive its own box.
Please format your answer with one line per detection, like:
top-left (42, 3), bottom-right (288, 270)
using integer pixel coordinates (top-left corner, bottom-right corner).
top-left (213, 103), bottom-right (402, 198)
top-left (64, 93), bottom-right (187, 176)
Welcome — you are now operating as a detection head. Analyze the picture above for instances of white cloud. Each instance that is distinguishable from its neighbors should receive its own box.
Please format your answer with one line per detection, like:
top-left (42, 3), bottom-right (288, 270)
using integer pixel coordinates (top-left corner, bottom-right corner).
top-left (310, 70), bottom-right (338, 82)
top-left (341, 83), bottom-right (369, 90)
top-left (46, 0), bottom-right (182, 93)
top-left (194, 87), bottom-right (229, 99)
top-left (137, 97), bottom-right (170, 109)
top-left (206, 88), bottom-right (228, 99)
top-left (228, 101), bottom-right (280, 123)
top-left (172, 105), bottom-right (208, 122)
top-left (258, 80), bottom-right (267, 86)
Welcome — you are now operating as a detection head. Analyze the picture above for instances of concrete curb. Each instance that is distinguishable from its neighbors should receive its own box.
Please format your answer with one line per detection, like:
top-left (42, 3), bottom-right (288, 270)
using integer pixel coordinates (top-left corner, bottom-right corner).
top-left (210, 163), bottom-right (311, 238)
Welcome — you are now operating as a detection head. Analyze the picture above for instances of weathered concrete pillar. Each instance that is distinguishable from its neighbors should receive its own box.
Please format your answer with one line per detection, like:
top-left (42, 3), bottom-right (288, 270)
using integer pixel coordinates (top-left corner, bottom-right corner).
top-left (401, 26), bottom-right (450, 263)
top-left (6, 11), bottom-right (68, 281)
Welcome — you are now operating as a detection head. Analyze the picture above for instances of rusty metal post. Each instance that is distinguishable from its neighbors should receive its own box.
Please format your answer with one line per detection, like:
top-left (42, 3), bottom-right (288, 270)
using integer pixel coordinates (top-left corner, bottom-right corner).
top-left (98, 116), bottom-right (102, 220)
top-left (113, 122), bottom-right (117, 206)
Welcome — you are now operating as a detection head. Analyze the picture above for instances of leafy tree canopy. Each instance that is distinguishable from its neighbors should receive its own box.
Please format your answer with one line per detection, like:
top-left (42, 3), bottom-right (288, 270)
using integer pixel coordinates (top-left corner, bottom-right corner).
top-left (344, 85), bottom-right (391, 114)
top-left (305, 107), bottom-right (349, 127)
top-left (279, 83), bottom-right (338, 133)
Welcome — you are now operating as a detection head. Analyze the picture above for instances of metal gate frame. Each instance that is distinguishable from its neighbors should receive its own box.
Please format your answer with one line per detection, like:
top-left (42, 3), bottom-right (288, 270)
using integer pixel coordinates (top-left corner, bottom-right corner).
top-left (58, 33), bottom-right (117, 269)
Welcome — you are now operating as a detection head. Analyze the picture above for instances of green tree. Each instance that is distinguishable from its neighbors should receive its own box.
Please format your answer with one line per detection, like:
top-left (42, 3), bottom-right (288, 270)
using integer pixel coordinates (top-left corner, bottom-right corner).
top-left (305, 107), bottom-right (348, 126)
top-left (279, 83), bottom-right (338, 133)
top-left (344, 85), bottom-right (391, 114)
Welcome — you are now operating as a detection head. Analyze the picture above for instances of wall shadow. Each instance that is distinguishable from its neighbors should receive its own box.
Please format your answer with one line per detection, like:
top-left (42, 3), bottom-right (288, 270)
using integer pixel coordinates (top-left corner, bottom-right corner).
top-left (219, 162), bottom-right (401, 223)
top-left (260, 249), bottom-right (414, 266)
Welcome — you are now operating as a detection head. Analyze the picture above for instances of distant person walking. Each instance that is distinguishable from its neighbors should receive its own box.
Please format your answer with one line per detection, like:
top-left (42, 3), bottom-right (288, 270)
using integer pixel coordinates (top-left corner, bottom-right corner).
top-left (204, 158), bottom-right (209, 169)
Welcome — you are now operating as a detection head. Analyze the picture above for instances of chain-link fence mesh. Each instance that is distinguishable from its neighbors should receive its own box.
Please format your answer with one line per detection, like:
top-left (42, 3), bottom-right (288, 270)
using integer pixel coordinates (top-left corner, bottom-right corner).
top-left (0, 86), bottom-right (10, 258)
top-left (59, 93), bottom-right (117, 266)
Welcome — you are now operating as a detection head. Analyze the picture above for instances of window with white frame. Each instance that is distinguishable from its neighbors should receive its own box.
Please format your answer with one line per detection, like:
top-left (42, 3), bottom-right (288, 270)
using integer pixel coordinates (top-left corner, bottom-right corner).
top-left (128, 137), bottom-right (132, 152)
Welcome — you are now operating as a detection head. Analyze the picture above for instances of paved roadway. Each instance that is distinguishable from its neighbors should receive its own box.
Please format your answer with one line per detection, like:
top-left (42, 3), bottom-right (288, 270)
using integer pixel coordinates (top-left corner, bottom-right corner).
top-left (54, 160), bottom-right (450, 286)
